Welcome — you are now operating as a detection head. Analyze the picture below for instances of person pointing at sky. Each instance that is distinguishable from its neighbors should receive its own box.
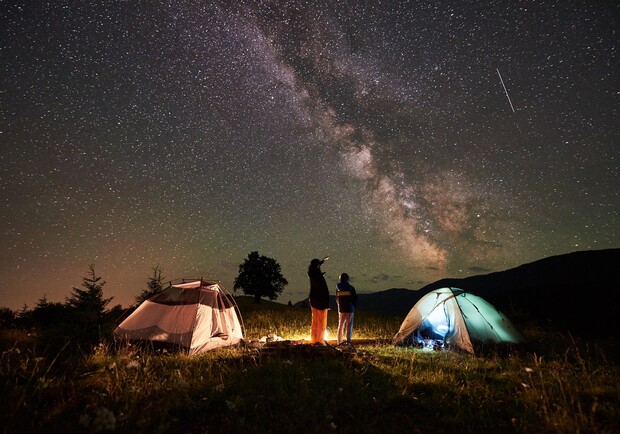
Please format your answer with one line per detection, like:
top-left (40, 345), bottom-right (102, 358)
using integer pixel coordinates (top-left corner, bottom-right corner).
top-left (308, 256), bottom-right (330, 345)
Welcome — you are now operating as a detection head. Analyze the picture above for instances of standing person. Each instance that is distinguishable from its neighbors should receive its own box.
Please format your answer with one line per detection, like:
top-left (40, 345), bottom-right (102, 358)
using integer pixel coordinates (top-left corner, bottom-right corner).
top-left (308, 257), bottom-right (330, 345)
top-left (336, 273), bottom-right (358, 346)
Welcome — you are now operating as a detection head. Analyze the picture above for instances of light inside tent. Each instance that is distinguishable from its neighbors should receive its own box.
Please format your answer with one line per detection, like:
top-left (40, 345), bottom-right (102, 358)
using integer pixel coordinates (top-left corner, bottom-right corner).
top-left (426, 305), bottom-right (449, 336)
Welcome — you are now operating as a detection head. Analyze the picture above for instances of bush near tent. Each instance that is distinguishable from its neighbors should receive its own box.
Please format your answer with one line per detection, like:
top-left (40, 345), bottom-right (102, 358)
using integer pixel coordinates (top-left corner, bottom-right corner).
top-left (393, 287), bottom-right (523, 354)
top-left (114, 278), bottom-right (244, 354)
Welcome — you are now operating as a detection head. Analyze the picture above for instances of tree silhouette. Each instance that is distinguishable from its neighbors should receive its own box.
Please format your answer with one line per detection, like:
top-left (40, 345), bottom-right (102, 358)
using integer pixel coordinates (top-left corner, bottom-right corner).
top-left (233, 251), bottom-right (288, 304)
top-left (135, 265), bottom-right (166, 305)
top-left (14, 304), bottom-right (32, 329)
top-left (66, 264), bottom-right (113, 346)
top-left (31, 294), bottom-right (69, 327)
top-left (0, 307), bottom-right (15, 328)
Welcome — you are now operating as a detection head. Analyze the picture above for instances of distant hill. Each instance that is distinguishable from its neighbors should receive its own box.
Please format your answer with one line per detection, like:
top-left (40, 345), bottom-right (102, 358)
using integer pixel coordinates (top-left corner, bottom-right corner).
top-left (293, 288), bottom-right (420, 316)
top-left (338, 288), bottom-right (420, 316)
top-left (417, 248), bottom-right (620, 333)
top-left (296, 249), bottom-right (619, 334)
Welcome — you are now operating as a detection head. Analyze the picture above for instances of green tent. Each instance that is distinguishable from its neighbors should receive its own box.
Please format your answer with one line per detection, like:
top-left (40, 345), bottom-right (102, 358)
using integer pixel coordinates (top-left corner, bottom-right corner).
top-left (392, 287), bottom-right (523, 354)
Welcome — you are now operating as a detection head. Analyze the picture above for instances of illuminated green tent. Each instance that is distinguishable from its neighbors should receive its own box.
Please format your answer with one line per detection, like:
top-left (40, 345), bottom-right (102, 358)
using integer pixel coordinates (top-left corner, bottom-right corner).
top-left (392, 287), bottom-right (523, 354)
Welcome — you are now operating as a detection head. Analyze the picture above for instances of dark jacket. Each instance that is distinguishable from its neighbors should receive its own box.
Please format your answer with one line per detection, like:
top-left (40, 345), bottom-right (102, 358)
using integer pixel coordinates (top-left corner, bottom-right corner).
top-left (336, 281), bottom-right (358, 313)
top-left (308, 268), bottom-right (330, 310)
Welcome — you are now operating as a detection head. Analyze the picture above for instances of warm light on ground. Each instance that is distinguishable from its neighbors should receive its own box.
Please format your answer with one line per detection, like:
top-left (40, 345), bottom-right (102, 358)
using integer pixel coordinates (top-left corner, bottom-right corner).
top-left (296, 329), bottom-right (330, 343)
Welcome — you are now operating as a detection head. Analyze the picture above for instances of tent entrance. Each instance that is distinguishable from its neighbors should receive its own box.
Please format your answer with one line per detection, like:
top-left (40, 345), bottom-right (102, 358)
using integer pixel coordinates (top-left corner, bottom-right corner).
top-left (413, 304), bottom-right (449, 350)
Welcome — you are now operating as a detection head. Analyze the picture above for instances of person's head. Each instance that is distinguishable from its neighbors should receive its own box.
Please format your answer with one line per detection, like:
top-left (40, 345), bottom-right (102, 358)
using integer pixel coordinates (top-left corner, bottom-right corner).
top-left (309, 258), bottom-right (323, 272)
top-left (340, 273), bottom-right (349, 283)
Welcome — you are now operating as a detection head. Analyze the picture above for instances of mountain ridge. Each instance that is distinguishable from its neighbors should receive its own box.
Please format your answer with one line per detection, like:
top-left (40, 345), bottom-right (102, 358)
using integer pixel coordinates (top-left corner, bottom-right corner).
top-left (297, 249), bottom-right (619, 334)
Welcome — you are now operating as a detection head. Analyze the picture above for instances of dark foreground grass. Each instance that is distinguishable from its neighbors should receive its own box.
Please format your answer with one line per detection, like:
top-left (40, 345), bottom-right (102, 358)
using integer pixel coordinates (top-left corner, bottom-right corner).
top-left (1, 302), bottom-right (619, 433)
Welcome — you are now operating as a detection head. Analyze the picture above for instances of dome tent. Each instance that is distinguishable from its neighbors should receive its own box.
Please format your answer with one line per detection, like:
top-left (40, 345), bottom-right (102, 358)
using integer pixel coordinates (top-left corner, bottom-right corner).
top-left (114, 278), bottom-right (244, 354)
top-left (392, 287), bottom-right (522, 354)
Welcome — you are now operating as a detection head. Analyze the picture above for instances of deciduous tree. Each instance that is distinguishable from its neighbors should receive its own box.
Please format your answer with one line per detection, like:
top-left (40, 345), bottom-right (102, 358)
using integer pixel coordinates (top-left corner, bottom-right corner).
top-left (233, 251), bottom-right (288, 303)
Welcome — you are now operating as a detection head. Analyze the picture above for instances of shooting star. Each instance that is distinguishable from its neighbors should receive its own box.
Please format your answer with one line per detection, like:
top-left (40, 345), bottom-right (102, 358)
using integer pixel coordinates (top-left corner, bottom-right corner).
top-left (496, 68), bottom-right (515, 113)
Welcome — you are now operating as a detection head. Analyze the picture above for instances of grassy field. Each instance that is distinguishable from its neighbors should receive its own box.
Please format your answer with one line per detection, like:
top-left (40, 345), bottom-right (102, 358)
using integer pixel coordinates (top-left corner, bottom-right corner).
top-left (1, 297), bottom-right (619, 433)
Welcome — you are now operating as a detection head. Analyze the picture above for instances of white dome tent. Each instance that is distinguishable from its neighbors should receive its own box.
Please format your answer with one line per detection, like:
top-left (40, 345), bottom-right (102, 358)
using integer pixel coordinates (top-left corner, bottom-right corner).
top-left (114, 278), bottom-right (244, 354)
top-left (392, 287), bottom-right (523, 354)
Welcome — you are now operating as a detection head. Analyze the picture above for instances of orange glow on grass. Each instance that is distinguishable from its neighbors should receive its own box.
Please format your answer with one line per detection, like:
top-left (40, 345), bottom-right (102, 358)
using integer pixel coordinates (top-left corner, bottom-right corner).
top-left (301, 329), bottom-right (330, 344)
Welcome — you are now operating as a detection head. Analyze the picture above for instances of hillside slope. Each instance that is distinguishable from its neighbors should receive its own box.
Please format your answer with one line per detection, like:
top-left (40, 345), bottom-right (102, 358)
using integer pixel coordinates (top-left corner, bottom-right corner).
top-left (295, 249), bottom-right (619, 334)
top-left (418, 248), bottom-right (619, 333)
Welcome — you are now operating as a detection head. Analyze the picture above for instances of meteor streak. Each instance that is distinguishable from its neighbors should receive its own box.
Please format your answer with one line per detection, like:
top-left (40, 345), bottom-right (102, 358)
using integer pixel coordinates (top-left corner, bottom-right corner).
top-left (496, 68), bottom-right (515, 113)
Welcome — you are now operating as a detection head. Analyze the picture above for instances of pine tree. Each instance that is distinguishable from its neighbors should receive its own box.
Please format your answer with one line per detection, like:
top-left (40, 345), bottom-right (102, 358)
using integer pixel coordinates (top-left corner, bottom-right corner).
top-left (15, 304), bottom-right (32, 329)
top-left (32, 294), bottom-right (68, 327)
top-left (66, 265), bottom-right (113, 341)
top-left (135, 265), bottom-right (166, 305)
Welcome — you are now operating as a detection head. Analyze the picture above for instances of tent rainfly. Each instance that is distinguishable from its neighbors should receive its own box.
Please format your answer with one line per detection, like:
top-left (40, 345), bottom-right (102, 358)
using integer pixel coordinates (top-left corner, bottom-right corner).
top-left (392, 287), bottom-right (523, 354)
top-left (114, 278), bottom-right (244, 354)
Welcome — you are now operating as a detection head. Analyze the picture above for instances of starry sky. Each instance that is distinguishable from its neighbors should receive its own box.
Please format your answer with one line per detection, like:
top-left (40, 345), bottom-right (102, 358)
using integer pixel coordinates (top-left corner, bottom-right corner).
top-left (1, 0), bottom-right (618, 310)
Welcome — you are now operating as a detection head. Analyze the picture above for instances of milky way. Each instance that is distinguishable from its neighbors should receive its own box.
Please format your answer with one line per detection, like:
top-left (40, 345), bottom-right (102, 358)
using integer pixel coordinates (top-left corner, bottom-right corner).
top-left (1, 1), bottom-right (618, 309)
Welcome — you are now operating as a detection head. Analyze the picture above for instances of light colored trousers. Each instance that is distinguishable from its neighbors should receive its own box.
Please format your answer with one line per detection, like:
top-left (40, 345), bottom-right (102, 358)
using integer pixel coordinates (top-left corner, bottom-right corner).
top-left (310, 307), bottom-right (328, 344)
top-left (337, 312), bottom-right (354, 344)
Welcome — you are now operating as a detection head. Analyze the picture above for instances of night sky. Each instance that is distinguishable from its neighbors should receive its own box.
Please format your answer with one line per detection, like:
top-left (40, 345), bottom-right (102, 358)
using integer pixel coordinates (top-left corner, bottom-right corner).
top-left (2, 1), bottom-right (618, 310)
